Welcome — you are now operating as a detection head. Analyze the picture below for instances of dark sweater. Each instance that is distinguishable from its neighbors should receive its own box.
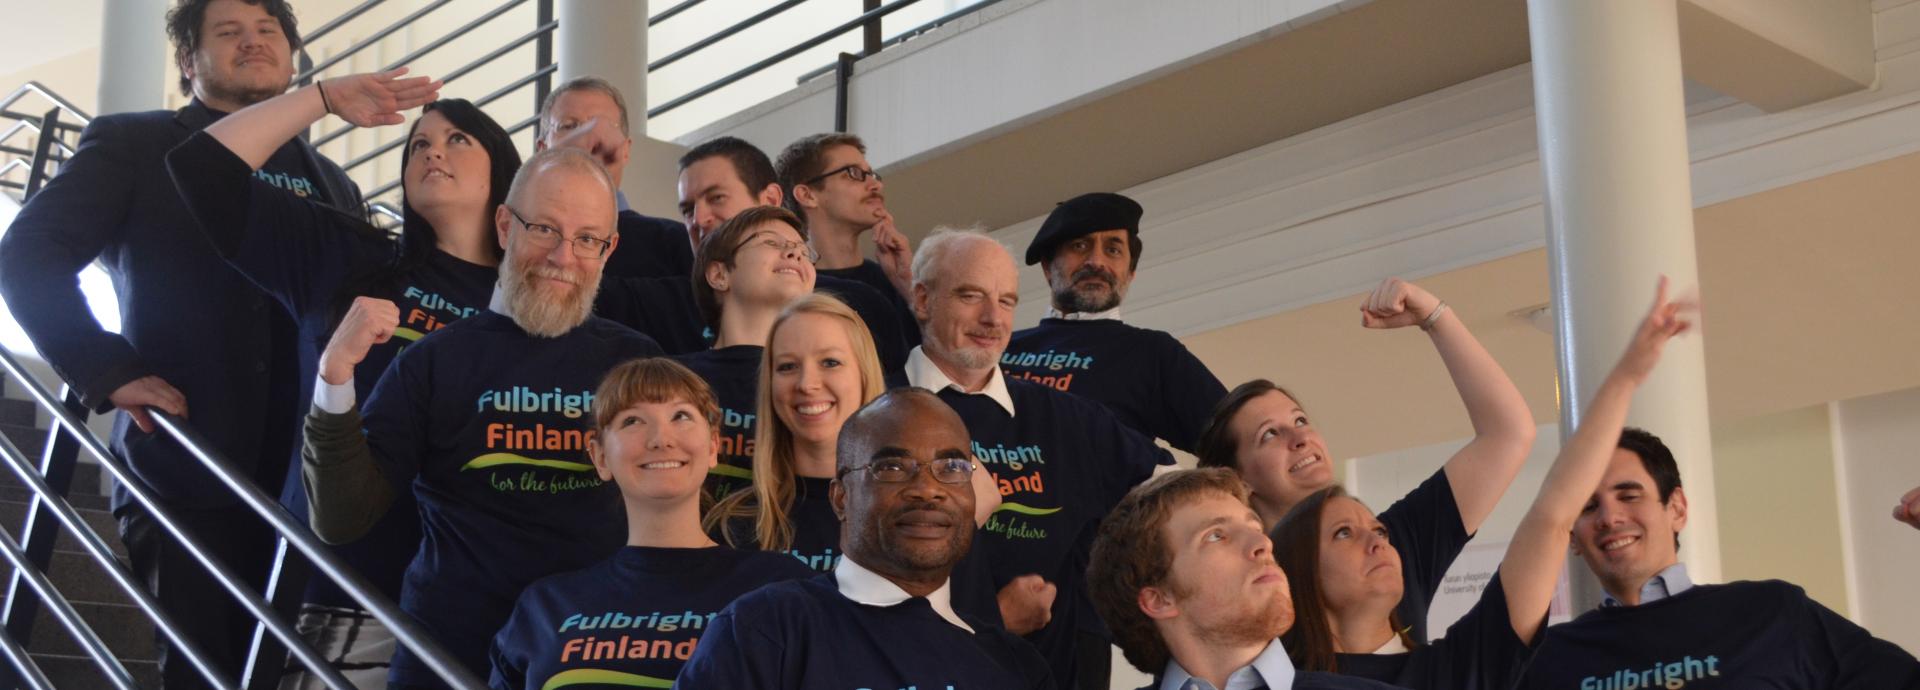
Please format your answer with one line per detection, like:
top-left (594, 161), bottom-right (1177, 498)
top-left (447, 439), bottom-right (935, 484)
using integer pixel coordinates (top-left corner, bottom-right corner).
top-left (937, 378), bottom-right (1173, 687)
top-left (604, 209), bottom-right (694, 280)
top-left (168, 130), bottom-right (495, 605)
top-left (1518, 579), bottom-right (1920, 689)
top-left (487, 545), bottom-right (812, 690)
top-left (674, 573), bottom-right (1055, 689)
top-left (1331, 569), bottom-right (1535, 690)
top-left (1002, 317), bottom-right (1226, 452)
top-left (817, 258), bottom-right (919, 348)
top-left (716, 476), bottom-right (844, 573)
top-left (347, 311), bottom-right (662, 686)
top-left (672, 345), bottom-right (763, 500)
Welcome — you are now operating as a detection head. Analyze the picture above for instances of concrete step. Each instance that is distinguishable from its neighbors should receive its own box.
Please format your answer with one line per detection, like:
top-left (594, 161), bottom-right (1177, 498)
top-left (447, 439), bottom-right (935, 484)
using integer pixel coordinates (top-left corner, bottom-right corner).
top-left (0, 498), bottom-right (126, 557)
top-left (0, 421), bottom-right (48, 463)
top-left (0, 398), bottom-right (35, 427)
top-left (15, 599), bottom-right (157, 661)
top-left (25, 651), bottom-right (162, 689)
top-left (0, 548), bottom-right (135, 607)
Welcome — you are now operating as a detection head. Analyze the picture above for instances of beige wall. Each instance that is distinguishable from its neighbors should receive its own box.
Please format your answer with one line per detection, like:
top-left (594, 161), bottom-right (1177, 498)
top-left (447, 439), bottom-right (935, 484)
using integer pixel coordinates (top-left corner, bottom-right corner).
top-left (1710, 405), bottom-right (1851, 615)
top-left (0, 48), bottom-right (101, 115)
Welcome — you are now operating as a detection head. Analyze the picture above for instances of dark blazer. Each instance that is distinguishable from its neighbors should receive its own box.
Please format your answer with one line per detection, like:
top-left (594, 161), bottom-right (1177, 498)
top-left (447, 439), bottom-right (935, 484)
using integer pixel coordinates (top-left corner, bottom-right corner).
top-left (0, 100), bottom-right (362, 509)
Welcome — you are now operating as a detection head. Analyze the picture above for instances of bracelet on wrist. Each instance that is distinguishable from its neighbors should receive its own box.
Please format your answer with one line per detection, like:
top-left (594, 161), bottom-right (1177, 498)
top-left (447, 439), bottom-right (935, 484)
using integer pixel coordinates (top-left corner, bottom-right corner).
top-left (315, 81), bottom-right (334, 115)
top-left (1419, 301), bottom-right (1449, 332)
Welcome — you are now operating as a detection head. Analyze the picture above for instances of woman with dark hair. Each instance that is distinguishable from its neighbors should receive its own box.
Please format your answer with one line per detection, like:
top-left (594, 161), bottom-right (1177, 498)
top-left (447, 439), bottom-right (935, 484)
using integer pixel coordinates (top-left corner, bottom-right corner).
top-left (1269, 278), bottom-right (1694, 689)
top-left (488, 357), bottom-right (811, 690)
top-left (1193, 276), bottom-right (1536, 643)
top-left (164, 68), bottom-right (514, 685)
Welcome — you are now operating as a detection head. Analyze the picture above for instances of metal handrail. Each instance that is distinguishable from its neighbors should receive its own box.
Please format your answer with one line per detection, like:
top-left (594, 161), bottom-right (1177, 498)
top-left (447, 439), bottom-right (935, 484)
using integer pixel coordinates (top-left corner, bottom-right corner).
top-left (0, 528), bottom-right (135, 689)
top-left (792, 0), bottom-right (1009, 84)
top-left (298, 0), bottom-right (390, 47)
top-left (0, 83), bottom-right (92, 125)
top-left (647, 0), bottom-right (929, 118)
top-left (0, 408), bottom-right (230, 686)
top-left (317, 17), bottom-right (557, 152)
top-left (293, 0), bottom-right (457, 83)
top-left (309, 0), bottom-right (535, 148)
top-left (650, 0), bottom-right (707, 26)
top-left (0, 626), bottom-right (52, 690)
top-left (649, 0), bottom-right (810, 72)
top-left (342, 60), bottom-right (555, 176)
top-left (0, 350), bottom-right (364, 689)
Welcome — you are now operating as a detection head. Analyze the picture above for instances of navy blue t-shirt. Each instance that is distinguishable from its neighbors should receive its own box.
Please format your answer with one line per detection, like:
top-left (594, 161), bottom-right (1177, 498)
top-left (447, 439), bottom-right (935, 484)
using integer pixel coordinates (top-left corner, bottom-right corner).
top-left (675, 573), bottom-right (1055, 689)
top-left (169, 130), bottom-right (497, 606)
top-left (488, 544), bottom-right (812, 690)
top-left (938, 379), bottom-right (1172, 687)
top-left (604, 209), bottom-right (694, 280)
top-left (717, 475), bottom-right (844, 573)
top-left (1519, 580), bottom-right (1920, 689)
top-left (1375, 469), bottom-right (1473, 644)
top-left (359, 311), bottom-right (663, 685)
top-left (673, 345), bottom-right (762, 499)
top-left (1002, 317), bottom-right (1226, 453)
top-left (818, 258), bottom-right (919, 348)
top-left (1331, 569), bottom-right (1534, 690)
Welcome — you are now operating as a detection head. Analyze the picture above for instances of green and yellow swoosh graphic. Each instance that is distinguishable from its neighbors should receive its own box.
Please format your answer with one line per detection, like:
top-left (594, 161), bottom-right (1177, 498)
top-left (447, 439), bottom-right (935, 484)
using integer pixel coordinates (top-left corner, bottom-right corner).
top-left (460, 453), bottom-right (595, 472)
top-left (993, 502), bottom-right (1062, 516)
top-left (541, 668), bottom-right (674, 690)
top-left (707, 464), bottom-right (753, 480)
top-left (392, 327), bottom-right (428, 342)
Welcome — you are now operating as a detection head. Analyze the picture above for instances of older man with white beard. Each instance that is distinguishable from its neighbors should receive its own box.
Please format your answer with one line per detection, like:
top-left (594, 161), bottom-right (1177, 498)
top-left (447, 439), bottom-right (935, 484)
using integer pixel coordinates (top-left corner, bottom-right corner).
top-left (904, 228), bottom-right (1173, 690)
top-left (299, 147), bottom-right (663, 688)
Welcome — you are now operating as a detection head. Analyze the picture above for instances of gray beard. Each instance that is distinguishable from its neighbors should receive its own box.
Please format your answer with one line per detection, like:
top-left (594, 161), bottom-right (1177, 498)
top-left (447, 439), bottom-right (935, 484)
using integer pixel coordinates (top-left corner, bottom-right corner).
top-left (501, 252), bottom-right (598, 338)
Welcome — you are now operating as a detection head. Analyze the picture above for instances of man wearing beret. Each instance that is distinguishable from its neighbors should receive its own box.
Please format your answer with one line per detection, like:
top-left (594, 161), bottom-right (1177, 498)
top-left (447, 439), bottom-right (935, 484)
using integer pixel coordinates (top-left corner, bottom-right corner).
top-left (1003, 192), bottom-right (1228, 454)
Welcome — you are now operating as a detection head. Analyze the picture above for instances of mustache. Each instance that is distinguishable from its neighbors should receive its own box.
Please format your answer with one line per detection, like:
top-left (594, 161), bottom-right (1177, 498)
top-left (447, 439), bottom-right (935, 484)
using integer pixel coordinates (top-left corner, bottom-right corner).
top-left (888, 499), bottom-right (961, 523)
top-left (1071, 264), bottom-right (1116, 286)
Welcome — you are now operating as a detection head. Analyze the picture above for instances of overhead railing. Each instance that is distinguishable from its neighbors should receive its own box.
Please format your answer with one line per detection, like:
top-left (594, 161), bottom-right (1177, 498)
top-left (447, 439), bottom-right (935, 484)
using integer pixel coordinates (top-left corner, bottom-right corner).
top-left (0, 83), bottom-right (90, 201)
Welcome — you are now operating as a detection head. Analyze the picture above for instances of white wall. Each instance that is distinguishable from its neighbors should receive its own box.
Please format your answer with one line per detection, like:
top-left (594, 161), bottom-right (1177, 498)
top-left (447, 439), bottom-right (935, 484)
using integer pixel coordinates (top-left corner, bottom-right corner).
top-left (1833, 386), bottom-right (1920, 655)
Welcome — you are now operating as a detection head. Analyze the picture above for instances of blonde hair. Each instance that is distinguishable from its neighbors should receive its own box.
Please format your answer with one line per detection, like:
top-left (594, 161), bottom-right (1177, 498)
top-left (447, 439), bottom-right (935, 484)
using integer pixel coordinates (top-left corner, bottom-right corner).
top-left (703, 294), bottom-right (886, 550)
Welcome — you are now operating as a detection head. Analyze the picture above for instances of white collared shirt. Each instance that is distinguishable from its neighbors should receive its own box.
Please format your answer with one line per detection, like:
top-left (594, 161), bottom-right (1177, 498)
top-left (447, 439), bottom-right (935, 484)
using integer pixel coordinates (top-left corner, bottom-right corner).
top-left (1160, 637), bottom-right (1298, 690)
top-left (313, 284), bottom-right (511, 413)
top-left (833, 555), bottom-right (974, 634)
top-left (904, 346), bottom-right (1015, 417)
top-left (1601, 562), bottom-right (1694, 608)
top-left (1043, 305), bottom-right (1123, 321)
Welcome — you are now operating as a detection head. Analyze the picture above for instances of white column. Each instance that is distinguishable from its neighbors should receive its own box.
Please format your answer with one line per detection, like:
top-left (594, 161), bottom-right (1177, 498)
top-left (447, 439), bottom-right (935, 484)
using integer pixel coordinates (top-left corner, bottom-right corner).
top-left (555, 0), bottom-right (686, 218)
top-left (97, 0), bottom-right (167, 115)
top-left (1527, 0), bottom-right (1723, 590)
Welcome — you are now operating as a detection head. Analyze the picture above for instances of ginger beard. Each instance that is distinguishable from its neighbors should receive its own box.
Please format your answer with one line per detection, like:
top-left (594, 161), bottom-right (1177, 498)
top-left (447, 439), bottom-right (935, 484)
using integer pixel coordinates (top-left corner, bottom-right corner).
top-left (501, 233), bottom-right (601, 338)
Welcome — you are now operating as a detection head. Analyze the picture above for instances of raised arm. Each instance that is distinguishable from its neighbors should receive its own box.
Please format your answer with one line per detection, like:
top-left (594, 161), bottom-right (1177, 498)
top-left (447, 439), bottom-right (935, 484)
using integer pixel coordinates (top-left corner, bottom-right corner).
top-left (301, 297), bottom-right (404, 543)
top-left (1499, 277), bottom-right (1694, 642)
top-left (202, 68), bottom-right (439, 169)
top-left (1895, 486), bottom-right (1920, 531)
top-left (1361, 277), bottom-right (1536, 534)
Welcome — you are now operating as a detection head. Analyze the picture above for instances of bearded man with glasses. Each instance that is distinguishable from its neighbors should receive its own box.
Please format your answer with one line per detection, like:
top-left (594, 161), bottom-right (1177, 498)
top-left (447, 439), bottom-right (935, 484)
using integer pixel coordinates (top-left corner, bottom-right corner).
top-left (300, 147), bottom-right (664, 688)
top-left (677, 388), bottom-right (1054, 689)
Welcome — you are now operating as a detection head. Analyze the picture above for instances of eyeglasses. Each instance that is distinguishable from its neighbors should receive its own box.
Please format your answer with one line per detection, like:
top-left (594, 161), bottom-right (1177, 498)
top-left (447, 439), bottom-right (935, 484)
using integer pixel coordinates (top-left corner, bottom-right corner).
top-left (802, 164), bottom-right (882, 187)
top-left (734, 233), bottom-right (820, 264)
top-left (506, 205), bottom-right (613, 260)
top-left (838, 456), bottom-right (975, 484)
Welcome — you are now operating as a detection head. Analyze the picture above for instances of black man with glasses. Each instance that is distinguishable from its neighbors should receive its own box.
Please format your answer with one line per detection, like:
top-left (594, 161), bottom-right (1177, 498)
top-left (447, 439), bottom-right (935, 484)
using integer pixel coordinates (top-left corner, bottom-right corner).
top-left (901, 227), bottom-right (1173, 690)
top-left (673, 205), bottom-right (819, 498)
top-left (301, 148), bottom-right (663, 687)
top-left (775, 133), bottom-right (922, 349)
top-left (676, 388), bottom-right (1055, 689)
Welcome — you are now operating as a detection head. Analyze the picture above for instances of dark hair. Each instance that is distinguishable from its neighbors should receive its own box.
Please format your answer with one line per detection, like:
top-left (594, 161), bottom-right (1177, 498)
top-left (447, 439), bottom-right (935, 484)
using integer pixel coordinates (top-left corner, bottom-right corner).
top-left (1195, 379), bottom-right (1302, 471)
top-left (773, 133), bottom-right (866, 216)
top-left (166, 0), bottom-right (302, 96)
top-left (332, 99), bottom-right (519, 323)
top-left (1270, 486), bottom-right (1413, 672)
top-left (1088, 468), bottom-right (1254, 675)
top-left (691, 206), bottom-right (808, 328)
top-left (1618, 426), bottom-right (1684, 548)
top-left (539, 76), bottom-right (630, 137)
top-left (679, 136), bottom-right (779, 199)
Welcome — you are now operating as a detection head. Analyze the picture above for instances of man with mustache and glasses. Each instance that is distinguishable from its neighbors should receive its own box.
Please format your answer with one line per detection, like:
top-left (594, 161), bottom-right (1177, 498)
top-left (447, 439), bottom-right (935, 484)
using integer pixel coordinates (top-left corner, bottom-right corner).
top-left (301, 147), bottom-right (663, 688)
top-left (775, 133), bottom-right (920, 348)
top-left (905, 228), bottom-right (1174, 690)
top-left (676, 389), bottom-right (1053, 689)
top-left (1003, 192), bottom-right (1227, 455)
top-left (0, 1), bottom-right (362, 686)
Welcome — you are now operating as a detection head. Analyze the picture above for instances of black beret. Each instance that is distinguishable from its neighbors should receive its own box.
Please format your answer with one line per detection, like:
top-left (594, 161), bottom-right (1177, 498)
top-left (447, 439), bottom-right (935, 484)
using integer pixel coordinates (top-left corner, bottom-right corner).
top-left (1024, 192), bottom-right (1143, 265)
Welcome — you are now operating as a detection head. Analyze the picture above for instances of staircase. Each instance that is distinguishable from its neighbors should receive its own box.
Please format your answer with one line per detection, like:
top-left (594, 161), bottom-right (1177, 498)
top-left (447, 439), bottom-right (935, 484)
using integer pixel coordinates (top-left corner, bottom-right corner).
top-left (0, 378), bottom-right (160, 688)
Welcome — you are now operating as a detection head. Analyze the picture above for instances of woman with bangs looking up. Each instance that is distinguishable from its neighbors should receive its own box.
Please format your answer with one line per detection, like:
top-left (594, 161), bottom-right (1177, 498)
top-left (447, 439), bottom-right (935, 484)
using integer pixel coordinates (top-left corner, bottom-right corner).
top-left (488, 358), bottom-right (812, 690)
top-left (164, 68), bottom-right (514, 683)
top-left (1194, 276), bottom-right (1536, 643)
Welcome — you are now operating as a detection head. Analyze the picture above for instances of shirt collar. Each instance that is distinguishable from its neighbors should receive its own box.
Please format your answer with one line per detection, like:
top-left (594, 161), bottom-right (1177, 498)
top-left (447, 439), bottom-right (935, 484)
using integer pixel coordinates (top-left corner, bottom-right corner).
top-left (905, 346), bottom-right (1015, 417)
top-left (1045, 304), bottom-right (1124, 321)
top-left (1160, 638), bottom-right (1298, 690)
top-left (1602, 562), bottom-right (1693, 607)
top-left (833, 555), bottom-right (973, 634)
